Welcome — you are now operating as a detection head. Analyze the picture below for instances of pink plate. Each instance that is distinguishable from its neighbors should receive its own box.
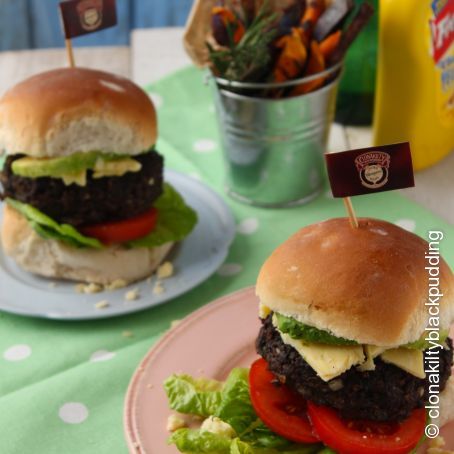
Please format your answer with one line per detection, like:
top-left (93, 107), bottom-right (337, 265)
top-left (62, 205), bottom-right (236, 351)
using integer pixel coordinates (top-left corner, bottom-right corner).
top-left (123, 287), bottom-right (454, 454)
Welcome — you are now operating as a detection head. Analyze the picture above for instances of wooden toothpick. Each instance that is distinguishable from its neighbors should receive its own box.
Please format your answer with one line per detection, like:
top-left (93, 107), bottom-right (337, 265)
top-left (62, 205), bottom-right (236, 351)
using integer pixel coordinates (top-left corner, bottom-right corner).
top-left (343, 197), bottom-right (359, 228)
top-left (65, 38), bottom-right (76, 67)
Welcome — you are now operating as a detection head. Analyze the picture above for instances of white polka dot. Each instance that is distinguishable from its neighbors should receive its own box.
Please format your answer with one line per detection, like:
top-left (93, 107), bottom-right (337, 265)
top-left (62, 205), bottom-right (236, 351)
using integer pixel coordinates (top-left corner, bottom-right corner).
top-left (90, 350), bottom-right (116, 362)
top-left (217, 263), bottom-right (243, 277)
top-left (193, 139), bottom-right (216, 153)
top-left (237, 218), bottom-right (259, 235)
top-left (3, 344), bottom-right (31, 362)
top-left (395, 219), bottom-right (416, 232)
top-left (148, 92), bottom-right (163, 108)
top-left (59, 402), bottom-right (89, 424)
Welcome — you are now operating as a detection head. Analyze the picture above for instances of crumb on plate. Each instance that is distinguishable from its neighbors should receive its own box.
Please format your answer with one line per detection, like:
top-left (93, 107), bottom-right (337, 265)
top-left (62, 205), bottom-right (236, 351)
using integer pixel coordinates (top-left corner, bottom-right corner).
top-left (153, 281), bottom-right (165, 295)
top-left (157, 261), bottom-right (174, 279)
top-left (95, 300), bottom-right (109, 310)
top-left (125, 288), bottom-right (140, 301)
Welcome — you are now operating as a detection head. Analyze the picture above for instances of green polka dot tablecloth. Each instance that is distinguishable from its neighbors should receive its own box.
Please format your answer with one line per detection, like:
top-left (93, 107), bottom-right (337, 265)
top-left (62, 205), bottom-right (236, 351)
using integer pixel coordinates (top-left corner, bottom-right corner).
top-left (1, 66), bottom-right (454, 454)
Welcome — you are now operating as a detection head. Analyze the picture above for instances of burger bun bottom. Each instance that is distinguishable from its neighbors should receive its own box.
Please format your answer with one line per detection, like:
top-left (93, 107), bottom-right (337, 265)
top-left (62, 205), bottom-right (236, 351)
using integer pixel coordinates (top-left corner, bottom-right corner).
top-left (1, 204), bottom-right (173, 285)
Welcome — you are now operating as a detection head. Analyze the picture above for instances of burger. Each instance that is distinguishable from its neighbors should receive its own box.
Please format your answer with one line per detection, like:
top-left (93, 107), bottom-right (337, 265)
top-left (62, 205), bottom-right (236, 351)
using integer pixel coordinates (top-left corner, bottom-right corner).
top-left (254, 218), bottom-right (454, 453)
top-left (0, 68), bottom-right (197, 285)
top-left (164, 218), bottom-right (454, 454)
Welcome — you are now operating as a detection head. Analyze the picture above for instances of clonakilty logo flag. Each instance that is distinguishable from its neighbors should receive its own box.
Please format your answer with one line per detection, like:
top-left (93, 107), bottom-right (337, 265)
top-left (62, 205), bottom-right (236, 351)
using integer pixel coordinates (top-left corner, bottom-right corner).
top-left (325, 142), bottom-right (415, 198)
top-left (59, 0), bottom-right (117, 39)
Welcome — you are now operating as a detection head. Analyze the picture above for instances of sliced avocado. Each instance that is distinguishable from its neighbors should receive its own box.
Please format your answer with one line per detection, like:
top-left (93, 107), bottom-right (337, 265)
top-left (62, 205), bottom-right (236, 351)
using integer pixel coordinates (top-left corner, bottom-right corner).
top-left (273, 313), bottom-right (358, 346)
top-left (405, 329), bottom-right (449, 350)
top-left (11, 151), bottom-right (129, 178)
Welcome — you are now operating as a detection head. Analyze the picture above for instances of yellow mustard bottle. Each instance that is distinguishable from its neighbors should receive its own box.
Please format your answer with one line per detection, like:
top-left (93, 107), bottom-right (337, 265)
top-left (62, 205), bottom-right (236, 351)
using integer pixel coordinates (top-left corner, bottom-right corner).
top-left (373, 0), bottom-right (454, 170)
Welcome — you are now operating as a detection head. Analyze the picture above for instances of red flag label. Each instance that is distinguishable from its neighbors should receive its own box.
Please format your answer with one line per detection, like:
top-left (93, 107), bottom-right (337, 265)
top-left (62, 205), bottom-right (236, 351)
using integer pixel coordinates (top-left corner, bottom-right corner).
top-left (60, 0), bottom-right (117, 39)
top-left (325, 142), bottom-right (414, 198)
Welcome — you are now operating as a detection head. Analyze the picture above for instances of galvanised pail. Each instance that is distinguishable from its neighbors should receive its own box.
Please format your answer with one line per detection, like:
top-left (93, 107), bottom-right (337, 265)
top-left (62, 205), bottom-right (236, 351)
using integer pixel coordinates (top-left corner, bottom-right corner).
top-left (212, 64), bottom-right (342, 207)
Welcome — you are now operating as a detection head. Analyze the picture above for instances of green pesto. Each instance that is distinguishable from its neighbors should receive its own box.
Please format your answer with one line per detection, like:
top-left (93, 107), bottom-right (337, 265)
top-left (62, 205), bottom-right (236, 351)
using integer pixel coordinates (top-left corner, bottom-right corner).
top-left (273, 313), bottom-right (358, 346)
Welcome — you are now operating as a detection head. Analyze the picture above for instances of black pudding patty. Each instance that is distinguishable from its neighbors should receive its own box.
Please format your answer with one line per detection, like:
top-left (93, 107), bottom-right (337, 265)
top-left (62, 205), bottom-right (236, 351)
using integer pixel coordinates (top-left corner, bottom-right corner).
top-left (256, 315), bottom-right (453, 422)
top-left (0, 151), bottom-right (164, 227)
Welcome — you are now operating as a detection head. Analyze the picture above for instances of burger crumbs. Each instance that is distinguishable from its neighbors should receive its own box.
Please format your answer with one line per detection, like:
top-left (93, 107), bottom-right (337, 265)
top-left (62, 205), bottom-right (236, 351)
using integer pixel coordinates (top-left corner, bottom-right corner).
top-left (146, 277), bottom-right (152, 284)
top-left (122, 330), bottom-right (134, 338)
top-left (106, 279), bottom-right (128, 291)
top-left (148, 178), bottom-right (155, 185)
top-left (170, 320), bottom-right (181, 329)
top-left (125, 288), bottom-right (140, 301)
top-left (95, 300), bottom-right (109, 310)
top-left (153, 281), bottom-right (165, 295)
top-left (76, 282), bottom-right (103, 294)
top-left (157, 261), bottom-right (174, 279)
top-left (48, 282), bottom-right (57, 289)
top-left (146, 383), bottom-right (154, 389)
top-left (167, 414), bottom-right (187, 432)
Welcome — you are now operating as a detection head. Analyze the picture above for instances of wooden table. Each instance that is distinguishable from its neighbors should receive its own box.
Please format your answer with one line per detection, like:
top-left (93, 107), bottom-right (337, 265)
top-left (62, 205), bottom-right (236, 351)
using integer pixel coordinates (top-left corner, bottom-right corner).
top-left (1, 27), bottom-right (453, 224)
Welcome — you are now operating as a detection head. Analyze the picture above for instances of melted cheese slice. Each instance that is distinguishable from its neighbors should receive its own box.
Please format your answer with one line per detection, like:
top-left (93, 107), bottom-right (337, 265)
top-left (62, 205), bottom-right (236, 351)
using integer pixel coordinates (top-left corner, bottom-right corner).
top-left (380, 348), bottom-right (425, 379)
top-left (259, 304), bottom-right (272, 319)
top-left (92, 158), bottom-right (142, 178)
top-left (278, 332), bottom-right (365, 382)
top-left (358, 345), bottom-right (388, 372)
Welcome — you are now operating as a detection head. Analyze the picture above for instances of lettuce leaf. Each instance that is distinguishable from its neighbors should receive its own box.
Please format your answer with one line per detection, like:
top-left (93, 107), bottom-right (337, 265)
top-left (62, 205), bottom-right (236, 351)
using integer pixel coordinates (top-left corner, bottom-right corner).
top-left (164, 368), bottom-right (322, 453)
top-left (164, 375), bottom-right (223, 418)
top-left (170, 429), bottom-right (322, 453)
top-left (127, 183), bottom-right (197, 248)
top-left (0, 154), bottom-right (6, 171)
top-left (6, 197), bottom-right (103, 249)
top-left (5, 183), bottom-right (197, 249)
top-left (273, 313), bottom-right (357, 346)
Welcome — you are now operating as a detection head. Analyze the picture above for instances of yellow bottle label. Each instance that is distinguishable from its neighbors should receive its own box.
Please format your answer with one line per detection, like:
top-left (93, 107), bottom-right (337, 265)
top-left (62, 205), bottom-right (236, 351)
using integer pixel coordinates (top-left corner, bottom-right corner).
top-left (430, 0), bottom-right (454, 126)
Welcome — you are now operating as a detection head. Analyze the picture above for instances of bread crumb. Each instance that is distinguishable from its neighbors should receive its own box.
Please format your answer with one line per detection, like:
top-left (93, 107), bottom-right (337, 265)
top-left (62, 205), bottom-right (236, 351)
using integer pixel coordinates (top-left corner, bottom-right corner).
top-left (167, 414), bottom-right (187, 432)
top-left (76, 282), bottom-right (103, 294)
top-left (153, 281), bottom-right (165, 295)
top-left (122, 330), bottom-right (134, 338)
top-left (95, 300), bottom-right (109, 310)
top-left (146, 383), bottom-right (154, 389)
top-left (125, 288), bottom-right (140, 301)
top-left (157, 261), bottom-right (174, 279)
top-left (106, 279), bottom-right (127, 291)
top-left (146, 277), bottom-right (152, 284)
top-left (170, 320), bottom-right (181, 329)
top-left (48, 282), bottom-right (57, 289)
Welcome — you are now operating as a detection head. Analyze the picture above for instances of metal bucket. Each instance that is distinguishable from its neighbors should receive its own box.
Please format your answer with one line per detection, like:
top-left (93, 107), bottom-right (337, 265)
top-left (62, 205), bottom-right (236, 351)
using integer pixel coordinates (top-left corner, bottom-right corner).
top-left (212, 63), bottom-right (342, 207)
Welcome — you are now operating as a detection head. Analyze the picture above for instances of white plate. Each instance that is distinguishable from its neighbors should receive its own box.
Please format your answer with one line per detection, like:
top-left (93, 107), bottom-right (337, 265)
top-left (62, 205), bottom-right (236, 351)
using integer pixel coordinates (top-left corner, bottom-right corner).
top-left (0, 170), bottom-right (236, 320)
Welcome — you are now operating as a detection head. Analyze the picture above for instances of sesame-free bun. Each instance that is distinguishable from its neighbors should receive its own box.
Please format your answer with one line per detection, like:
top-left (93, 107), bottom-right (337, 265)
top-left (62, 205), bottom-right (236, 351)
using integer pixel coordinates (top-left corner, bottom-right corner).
top-left (1, 205), bottom-right (172, 285)
top-left (256, 218), bottom-right (454, 347)
top-left (0, 67), bottom-right (157, 158)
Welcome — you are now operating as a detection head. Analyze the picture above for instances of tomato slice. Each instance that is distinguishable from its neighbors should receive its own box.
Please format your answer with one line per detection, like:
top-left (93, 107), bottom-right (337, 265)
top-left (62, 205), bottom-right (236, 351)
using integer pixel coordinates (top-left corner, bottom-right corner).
top-left (307, 402), bottom-right (426, 454)
top-left (80, 207), bottom-right (158, 245)
top-left (249, 358), bottom-right (320, 444)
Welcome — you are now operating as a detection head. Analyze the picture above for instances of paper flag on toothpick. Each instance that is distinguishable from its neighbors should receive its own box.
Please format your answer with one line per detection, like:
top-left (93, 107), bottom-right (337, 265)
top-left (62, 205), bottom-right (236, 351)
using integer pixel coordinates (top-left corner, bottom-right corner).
top-left (59, 0), bottom-right (117, 39)
top-left (325, 142), bottom-right (414, 198)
